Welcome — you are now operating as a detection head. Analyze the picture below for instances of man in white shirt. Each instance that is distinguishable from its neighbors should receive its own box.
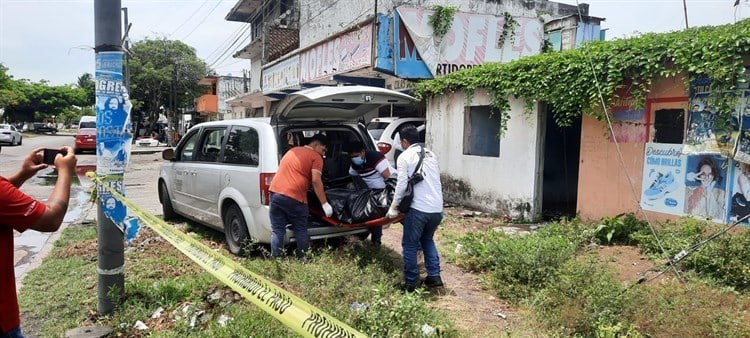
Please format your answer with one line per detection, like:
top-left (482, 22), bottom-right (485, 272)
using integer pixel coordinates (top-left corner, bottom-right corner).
top-left (386, 125), bottom-right (444, 292)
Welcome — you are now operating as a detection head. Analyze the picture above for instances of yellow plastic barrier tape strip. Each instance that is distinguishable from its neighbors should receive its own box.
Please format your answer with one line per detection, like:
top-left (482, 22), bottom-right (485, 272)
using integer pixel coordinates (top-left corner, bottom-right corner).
top-left (87, 173), bottom-right (366, 338)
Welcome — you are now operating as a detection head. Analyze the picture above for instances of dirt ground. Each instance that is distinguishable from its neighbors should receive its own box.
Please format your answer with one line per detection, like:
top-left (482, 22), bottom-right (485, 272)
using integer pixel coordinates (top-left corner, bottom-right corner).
top-left (376, 207), bottom-right (666, 336)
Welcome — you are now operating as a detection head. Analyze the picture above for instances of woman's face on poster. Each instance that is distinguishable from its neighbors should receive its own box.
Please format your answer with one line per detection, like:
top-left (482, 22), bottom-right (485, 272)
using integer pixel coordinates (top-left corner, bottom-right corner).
top-left (697, 163), bottom-right (715, 186)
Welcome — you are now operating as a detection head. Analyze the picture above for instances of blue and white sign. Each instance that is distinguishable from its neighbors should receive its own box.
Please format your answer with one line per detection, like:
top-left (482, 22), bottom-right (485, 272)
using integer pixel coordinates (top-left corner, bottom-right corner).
top-left (641, 143), bottom-right (687, 215)
top-left (95, 51), bottom-right (139, 243)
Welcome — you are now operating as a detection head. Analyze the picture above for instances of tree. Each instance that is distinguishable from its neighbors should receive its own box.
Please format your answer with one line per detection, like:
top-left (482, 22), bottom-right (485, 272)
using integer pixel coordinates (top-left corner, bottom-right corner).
top-left (76, 72), bottom-right (96, 107)
top-left (129, 38), bottom-right (208, 139)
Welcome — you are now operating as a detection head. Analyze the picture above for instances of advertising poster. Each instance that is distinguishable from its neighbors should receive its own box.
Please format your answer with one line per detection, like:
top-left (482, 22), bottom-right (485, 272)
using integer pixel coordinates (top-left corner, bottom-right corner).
top-left (726, 160), bottom-right (750, 224)
top-left (731, 90), bottom-right (750, 163)
top-left (683, 153), bottom-right (729, 222)
top-left (685, 75), bottom-right (741, 156)
top-left (641, 143), bottom-right (687, 215)
top-left (95, 51), bottom-right (139, 242)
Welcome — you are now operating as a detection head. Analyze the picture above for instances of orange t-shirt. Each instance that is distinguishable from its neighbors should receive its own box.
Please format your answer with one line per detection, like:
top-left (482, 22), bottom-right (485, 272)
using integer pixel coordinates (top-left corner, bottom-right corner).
top-left (269, 146), bottom-right (323, 204)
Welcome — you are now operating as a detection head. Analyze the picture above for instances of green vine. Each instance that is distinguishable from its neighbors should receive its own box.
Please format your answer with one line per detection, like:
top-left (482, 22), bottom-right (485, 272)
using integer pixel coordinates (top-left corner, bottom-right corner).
top-left (414, 19), bottom-right (750, 134)
top-left (498, 12), bottom-right (519, 48)
top-left (428, 5), bottom-right (457, 38)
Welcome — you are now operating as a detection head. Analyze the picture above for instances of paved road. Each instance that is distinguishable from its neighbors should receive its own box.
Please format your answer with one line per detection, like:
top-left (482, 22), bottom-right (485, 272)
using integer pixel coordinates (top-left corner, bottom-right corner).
top-left (2, 133), bottom-right (168, 289)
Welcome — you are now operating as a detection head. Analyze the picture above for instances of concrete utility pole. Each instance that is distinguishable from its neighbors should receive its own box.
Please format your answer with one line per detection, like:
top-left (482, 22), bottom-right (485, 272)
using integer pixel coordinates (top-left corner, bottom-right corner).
top-left (94, 0), bottom-right (124, 315)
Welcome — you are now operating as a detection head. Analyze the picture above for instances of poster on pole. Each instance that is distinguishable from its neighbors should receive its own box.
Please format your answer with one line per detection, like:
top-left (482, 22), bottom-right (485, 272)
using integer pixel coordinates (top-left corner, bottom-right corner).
top-left (683, 153), bottom-right (729, 222)
top-left (95, 51), bottom-right (139, 242)
top-left (641, 143), bottom-right (687, 215)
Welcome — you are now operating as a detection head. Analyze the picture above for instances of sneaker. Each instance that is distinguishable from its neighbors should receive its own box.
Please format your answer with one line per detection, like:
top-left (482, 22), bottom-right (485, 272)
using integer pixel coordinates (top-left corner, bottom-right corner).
top-left (422, 275), bottom-right (444, 288)
top-left (643, 171), bottom-right (677, 200)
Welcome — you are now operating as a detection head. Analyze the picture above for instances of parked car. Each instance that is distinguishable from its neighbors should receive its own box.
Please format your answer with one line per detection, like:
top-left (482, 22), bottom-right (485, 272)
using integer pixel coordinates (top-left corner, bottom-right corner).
top-left (30, 122), bottom-right (58, 134)
top-left (74, 116), bottom-right (96, 154)
top-left (366, 116), bottom-right (425, 164)
top-left (158, 86), bottom-right (414, 255)
top-left (0, 124), bottom-right (22, 145)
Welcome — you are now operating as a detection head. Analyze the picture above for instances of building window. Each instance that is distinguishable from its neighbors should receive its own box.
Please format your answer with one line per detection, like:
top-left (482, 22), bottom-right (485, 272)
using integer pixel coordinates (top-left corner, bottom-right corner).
top-left (463, 106), bottom-right (501, 157)
top-left (224, 126), bottom-right (259, 166)
top-left (653, 108), bottom-right (685, 144)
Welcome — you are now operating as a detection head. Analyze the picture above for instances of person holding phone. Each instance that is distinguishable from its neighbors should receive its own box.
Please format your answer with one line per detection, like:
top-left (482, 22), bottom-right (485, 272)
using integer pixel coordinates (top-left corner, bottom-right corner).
top-left (1, 146), bottom-right (76, 338)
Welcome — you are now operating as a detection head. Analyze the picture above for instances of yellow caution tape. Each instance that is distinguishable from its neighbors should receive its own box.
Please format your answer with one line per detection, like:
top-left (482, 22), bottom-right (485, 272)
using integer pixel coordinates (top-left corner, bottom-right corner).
top-left (87, 172), bottom-right (366, 338)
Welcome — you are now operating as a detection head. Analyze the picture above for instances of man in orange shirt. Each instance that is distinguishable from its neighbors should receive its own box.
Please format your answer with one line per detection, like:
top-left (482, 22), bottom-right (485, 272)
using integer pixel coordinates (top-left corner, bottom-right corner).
top-left (1, 147), bottom-right (76, 338)
top-left (269, 134), bottom-right (333, 258)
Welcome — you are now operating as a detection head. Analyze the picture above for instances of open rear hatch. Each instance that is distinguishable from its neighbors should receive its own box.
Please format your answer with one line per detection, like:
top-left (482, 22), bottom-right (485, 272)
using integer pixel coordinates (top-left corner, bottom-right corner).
top-left (271, 85), bottom-right (416, 123)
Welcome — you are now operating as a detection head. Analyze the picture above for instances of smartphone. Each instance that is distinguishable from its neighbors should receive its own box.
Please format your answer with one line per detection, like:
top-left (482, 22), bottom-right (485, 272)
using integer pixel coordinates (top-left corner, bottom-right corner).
top-left (43, 148), bottom-right (66, 165)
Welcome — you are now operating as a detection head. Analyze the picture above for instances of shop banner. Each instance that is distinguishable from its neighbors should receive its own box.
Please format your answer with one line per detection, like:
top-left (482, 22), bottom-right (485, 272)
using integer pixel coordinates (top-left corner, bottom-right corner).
top-left (683, 153), bottom-right (730, 222)
top-left (641, 143), bottom-right (687, 215)
top-left (685, 93), bottom-right (739, 156)
top-left (95, 51), bottom-right (139, 242)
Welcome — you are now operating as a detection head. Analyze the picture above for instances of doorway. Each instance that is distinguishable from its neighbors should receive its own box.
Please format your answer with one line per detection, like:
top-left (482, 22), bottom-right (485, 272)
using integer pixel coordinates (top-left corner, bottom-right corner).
top-left (541, 107), bottom-right (582, 220)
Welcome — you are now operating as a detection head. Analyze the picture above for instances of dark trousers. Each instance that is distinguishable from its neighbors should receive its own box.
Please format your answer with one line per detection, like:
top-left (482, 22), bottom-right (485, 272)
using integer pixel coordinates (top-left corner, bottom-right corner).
top-left (269, 193), bottom-right (310, 257)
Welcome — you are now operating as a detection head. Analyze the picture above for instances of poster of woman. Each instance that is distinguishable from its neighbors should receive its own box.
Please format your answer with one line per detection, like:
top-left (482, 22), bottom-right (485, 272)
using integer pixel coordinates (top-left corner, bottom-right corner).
top-left (684, 154), bottom-right (730, 222)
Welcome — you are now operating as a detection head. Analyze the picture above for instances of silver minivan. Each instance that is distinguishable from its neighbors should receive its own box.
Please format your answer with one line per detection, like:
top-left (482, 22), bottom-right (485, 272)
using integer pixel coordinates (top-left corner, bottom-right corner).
top-left (158, 86), bottom-right (414, 255)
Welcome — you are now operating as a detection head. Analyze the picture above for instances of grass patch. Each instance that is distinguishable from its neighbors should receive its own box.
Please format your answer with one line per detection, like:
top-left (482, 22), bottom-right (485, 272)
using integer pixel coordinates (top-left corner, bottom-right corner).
top-left (18, 224), bottom-right (458, 337)
top-left (449, 214), bottom-right (750, 336)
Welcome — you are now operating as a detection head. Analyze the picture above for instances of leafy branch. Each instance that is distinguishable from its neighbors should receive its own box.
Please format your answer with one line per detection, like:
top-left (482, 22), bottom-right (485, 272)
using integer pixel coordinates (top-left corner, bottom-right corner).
top-left (428, 5), bottom-right (457, 38)
top-left (414, 19), bottom-right (750, 133)
top-left (498, 12), bottom-right (519, 48)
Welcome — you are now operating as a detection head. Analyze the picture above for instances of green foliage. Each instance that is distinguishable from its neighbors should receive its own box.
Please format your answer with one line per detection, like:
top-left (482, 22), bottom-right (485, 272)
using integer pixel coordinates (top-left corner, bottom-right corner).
top-left (453, 224), bottom-right (579, 301)
top-left (414, 19), bottom-right (750, 132)
top-left (530, 259), bottom-right (638, 337)
top-left (590, 213), bottom-right (648, 245)
top-left (634, 219), bottom-right (750, 291)
top-left (129, 38), bottom-right (208, 126)
top-left (428, 5), bottom-right (457, 38)
top-left (498, 12), bottom-right (518, 48)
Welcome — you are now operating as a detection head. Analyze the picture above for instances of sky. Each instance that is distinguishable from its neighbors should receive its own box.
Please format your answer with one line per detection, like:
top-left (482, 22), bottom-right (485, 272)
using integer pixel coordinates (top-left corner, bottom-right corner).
top-left (0, 0), bottom-right (748, 86)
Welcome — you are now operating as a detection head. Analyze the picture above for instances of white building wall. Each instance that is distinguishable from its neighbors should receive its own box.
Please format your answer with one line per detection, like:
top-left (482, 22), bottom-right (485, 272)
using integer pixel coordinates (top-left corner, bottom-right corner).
top-left (427, 89), bottom-right (541, 219)
top-left (298, 0), bottom-right (541, 49)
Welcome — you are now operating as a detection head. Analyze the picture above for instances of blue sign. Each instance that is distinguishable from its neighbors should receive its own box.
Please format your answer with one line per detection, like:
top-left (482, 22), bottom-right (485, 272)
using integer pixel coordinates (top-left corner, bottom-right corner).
top-left (95, 51), bottom-right (139, 243)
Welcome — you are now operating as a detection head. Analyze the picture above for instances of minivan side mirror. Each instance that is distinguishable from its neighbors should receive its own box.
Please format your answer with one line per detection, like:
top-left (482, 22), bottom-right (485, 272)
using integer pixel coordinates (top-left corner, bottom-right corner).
top-left (162, 148), bottom-right (175, 160)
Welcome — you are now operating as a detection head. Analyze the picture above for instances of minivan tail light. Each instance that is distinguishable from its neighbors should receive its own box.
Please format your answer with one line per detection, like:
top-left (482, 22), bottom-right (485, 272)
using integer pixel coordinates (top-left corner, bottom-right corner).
top-left (376, 142), bottom-right (391, 155)
top-left (260, 173), bottom-right (275, 205)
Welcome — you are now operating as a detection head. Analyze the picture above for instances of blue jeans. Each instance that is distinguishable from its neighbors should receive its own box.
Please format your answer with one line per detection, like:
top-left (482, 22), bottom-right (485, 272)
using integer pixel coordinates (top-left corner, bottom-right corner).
top-left (1, 327), bottom-right (25, 338)
top-left (401, 209), bottom-right (443, 286)
top-left (269, 193), bottom-right (310, 258)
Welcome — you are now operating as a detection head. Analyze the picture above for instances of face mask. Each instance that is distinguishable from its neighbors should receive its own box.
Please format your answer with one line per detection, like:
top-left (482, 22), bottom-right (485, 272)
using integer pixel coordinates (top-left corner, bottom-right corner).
top-left (351, 156), bottom-right (364, 165)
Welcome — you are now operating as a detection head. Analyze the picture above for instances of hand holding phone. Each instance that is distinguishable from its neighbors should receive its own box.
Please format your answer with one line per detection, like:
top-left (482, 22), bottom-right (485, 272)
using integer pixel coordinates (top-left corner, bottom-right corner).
top-left (43, 148), bottom-right (67, 166)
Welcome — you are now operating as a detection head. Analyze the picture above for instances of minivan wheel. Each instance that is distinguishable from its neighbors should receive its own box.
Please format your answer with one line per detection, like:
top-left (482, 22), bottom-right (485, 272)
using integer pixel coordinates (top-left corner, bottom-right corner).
top-left (223, 204), bottom-right (251, 256)
top-left (159, 181), bottom-right (178, 221)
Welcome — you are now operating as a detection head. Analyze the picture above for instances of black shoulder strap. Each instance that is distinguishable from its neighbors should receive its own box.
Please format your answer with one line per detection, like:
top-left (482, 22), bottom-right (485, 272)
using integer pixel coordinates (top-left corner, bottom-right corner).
top-left (411, 144), bottom-right (425, 178)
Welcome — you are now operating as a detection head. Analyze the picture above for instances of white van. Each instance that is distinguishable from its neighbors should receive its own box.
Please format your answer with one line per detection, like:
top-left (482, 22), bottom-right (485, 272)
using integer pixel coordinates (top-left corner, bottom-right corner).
top-left (158, 86), bottom-right (415, 255)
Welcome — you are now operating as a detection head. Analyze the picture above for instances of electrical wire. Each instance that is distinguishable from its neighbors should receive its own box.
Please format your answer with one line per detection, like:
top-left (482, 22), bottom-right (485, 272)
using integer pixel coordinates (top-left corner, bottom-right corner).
top-left (571, 1), bottom-right (678, 279)
top-left (203, 23), bottom-right (250, 62)
top-left (621, 211), bottom-right (750, 293)
top-left (181, 0), bottom-right (224, 41)
top-left (168, 0), bottom-right (210, 38)
top-left (207, 25), bottom-right (253, 68)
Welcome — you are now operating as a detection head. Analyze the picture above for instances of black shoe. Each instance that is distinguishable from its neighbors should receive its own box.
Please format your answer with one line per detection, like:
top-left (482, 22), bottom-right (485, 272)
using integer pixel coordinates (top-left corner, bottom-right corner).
top-left (423, 276), bottom-right (444, 288)
top-left (397, 283), bottom-right (417, 293)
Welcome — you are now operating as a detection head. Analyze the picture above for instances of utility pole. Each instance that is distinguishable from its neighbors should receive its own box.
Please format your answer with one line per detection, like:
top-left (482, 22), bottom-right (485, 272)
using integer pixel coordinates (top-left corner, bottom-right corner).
top-left (682, 0), bottom-right (689, 29)
top-left (122, 7), bottom-right (130, 90)
top-left (94, 0), bottom-right (124, 315)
